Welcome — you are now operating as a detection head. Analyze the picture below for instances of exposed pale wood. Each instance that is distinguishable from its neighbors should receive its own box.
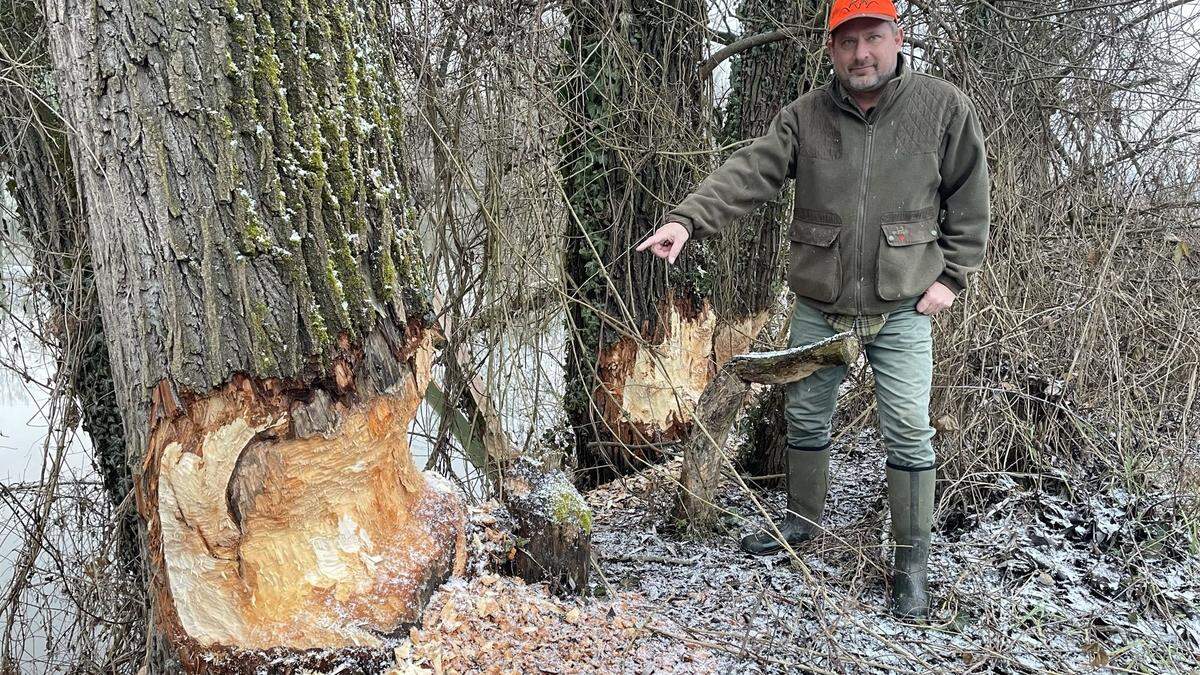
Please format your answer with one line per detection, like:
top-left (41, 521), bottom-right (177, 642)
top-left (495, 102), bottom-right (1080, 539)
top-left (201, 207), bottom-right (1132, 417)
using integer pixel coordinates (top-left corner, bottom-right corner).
top-left (580, 292), bottom-right (717, 479)
top-left (143, 335), bottom-right (467, 665)
top-left (601, 295), bottom-right (717, 432)
top-left (712, 311), bottom-right (772, 369)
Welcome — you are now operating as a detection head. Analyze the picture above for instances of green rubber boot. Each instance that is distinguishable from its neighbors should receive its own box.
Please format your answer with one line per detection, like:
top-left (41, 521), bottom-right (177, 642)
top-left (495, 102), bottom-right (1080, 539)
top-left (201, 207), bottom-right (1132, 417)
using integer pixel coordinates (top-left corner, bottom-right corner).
top-left (886, 465), bottom-right (935, 620)
top-left (740, 443), bottom-right (830, 555)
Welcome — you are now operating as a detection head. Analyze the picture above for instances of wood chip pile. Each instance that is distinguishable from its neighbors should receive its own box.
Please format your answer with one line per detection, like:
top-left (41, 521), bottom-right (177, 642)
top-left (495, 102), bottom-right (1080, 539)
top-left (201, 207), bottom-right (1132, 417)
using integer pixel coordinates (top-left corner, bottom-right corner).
top-left (386, 574), bottom-right (715, 674)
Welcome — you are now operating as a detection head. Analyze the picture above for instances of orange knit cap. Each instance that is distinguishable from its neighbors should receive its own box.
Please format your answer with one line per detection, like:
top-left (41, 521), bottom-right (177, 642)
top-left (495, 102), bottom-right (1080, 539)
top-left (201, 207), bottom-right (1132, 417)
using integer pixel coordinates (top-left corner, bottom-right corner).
top-left (828, 0), bottom-right (898, 33)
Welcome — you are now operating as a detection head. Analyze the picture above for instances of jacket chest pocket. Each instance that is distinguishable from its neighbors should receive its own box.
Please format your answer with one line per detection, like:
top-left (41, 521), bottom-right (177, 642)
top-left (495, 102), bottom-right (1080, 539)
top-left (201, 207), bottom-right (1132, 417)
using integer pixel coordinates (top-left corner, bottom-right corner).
top-left (876, 213), bottom-right (944, 301)
top-left (788, 216), bottom-right (842, 304)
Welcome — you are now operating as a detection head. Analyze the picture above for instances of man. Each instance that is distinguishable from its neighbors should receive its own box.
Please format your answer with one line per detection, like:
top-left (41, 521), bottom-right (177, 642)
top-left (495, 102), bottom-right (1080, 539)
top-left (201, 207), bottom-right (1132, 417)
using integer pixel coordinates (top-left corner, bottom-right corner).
top-left (635, 0), bottom-right (989, 620)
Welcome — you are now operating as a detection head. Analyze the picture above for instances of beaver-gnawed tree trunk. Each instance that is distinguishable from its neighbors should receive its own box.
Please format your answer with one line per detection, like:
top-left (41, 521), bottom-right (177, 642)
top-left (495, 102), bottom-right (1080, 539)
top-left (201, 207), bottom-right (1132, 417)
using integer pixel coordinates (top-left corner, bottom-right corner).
top-left (44, 0), bottom-right (466, 669)
top-left (560, 1), bottom-right (830, 487)
top-left (560, 0), bottom-right (715, 485)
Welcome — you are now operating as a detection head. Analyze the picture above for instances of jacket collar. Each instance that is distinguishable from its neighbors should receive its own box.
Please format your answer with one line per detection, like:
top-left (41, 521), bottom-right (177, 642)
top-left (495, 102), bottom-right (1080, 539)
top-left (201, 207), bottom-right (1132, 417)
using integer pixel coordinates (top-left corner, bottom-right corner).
top-left (829, 52), bottom-right (910, 119)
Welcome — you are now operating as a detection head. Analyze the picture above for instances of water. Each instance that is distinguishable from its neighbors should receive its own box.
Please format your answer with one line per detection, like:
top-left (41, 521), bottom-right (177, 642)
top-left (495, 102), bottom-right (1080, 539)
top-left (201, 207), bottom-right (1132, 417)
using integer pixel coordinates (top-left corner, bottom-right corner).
top-left (0, 247), bottom-right (102, 671)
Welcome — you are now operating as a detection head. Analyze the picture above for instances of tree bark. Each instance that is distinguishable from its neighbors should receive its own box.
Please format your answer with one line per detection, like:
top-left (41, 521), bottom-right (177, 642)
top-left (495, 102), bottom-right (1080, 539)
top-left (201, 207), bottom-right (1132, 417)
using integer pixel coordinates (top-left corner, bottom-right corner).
top-left (728, 336), bottom-right (860, 385)
top-left (560, 0), bottom-right (715, 485)
top-left (0, 5), bottom-right (145, 661)
top-left (672, 367), bottom-right (751, 528)
top-left (44, 0), bottom-right (466, 669)
top-left (738, 383), bottom-right (789, 488)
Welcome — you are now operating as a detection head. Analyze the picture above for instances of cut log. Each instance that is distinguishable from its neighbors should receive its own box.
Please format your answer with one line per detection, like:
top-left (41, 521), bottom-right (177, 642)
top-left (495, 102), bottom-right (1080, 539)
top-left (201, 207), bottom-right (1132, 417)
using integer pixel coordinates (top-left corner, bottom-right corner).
top-left (729, 332), bottom-right (859, 385)
top-left (501, 459), bottom-right (592, 594)
top-left (674, 333), bottom-right (859, 529)
top-left (672, 367), bottom-right (753, 528)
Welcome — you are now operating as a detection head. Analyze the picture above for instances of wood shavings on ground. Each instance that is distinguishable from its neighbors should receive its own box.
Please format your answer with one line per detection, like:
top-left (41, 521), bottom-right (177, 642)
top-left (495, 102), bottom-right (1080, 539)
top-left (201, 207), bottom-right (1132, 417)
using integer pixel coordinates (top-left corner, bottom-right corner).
top-left (386, 574), bottom-right (716, 674)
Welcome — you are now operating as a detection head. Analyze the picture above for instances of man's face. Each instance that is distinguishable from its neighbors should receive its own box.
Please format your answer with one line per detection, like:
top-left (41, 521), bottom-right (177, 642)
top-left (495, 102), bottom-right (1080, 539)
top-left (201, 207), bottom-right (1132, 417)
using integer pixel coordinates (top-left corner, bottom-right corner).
top-left (826, 18), bottom-right (904, 94)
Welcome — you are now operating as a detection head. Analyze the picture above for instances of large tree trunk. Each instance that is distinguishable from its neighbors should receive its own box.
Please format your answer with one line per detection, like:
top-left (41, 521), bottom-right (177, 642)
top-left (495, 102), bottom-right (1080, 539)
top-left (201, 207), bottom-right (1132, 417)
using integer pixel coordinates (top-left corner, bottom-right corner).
top-left (560, 0), bottom-right (716, 485)
top-left (44, 0), bottom-right (466, 669)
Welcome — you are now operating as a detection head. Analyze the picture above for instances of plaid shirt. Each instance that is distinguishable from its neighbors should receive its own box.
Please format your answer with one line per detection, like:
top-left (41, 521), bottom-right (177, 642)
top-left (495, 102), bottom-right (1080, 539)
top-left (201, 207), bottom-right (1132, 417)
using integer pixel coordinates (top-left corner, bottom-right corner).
top-left (822, 312), bottom-right (889, 345)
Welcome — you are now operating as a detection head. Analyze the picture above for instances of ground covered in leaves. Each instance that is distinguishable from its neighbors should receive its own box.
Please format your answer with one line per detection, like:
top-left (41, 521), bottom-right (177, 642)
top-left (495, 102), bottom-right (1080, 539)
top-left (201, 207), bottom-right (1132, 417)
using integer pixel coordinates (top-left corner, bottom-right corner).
top-left (335, 431), bottom-right (1198, 674)
top-left (585, 430), bottom-right (1200, 673)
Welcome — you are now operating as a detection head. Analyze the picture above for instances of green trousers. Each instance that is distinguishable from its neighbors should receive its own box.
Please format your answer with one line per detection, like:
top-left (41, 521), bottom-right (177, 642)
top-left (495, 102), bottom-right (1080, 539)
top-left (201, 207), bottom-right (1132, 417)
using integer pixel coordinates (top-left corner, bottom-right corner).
top-left (784, 297), bottom-right (935, 469)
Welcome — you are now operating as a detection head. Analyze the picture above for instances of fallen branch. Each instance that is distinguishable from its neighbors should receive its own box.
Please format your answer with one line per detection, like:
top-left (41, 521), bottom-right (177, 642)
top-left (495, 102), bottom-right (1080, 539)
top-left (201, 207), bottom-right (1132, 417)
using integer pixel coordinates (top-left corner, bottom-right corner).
top-left (674, 333), bottom-right (861, 529)
top-left (729, 332), bottom-right (860, 385)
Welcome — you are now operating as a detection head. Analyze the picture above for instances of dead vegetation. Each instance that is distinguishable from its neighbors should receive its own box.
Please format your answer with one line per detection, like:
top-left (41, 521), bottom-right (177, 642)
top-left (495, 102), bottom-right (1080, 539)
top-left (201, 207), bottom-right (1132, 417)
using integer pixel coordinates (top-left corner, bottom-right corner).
top-left (589, 445), bottom-right (1200, 673)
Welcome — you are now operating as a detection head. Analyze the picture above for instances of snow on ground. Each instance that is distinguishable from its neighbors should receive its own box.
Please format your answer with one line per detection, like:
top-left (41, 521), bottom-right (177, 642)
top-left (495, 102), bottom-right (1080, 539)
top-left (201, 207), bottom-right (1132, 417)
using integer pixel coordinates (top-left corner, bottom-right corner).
top-left (587, 430), bottom-right (1200, 674)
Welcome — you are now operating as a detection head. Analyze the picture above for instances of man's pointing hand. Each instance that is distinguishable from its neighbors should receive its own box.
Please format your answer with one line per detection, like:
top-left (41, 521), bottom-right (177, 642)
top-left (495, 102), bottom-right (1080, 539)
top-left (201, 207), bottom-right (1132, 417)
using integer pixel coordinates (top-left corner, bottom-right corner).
top-left (635, 221), bottom-right (690, 265)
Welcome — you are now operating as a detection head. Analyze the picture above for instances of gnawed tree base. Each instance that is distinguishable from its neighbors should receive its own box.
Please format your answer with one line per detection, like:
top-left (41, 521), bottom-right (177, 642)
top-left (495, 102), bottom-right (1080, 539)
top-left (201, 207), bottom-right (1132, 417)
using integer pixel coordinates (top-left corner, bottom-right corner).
top-left (578, 293), bottom-right (769, 483)
top-left (586, 294), bottom-right (715, 476)
top-left (141, 332), bottom-right (467, 667)
top-left (674, 333), bottom-right (859, 529)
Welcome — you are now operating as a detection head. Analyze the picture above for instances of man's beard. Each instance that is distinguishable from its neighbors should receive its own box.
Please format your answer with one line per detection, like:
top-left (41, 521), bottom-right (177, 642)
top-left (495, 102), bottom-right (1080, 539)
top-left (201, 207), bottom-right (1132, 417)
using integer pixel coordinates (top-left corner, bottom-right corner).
top-left (839, 64), bottom-right (896, 93)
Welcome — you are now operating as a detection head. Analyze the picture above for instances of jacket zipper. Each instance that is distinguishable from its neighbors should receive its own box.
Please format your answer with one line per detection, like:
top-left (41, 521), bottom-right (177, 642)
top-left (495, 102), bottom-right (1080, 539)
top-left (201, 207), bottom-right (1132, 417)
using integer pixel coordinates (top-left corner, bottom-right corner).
top-left (857, 121), bottom-right (874, 316)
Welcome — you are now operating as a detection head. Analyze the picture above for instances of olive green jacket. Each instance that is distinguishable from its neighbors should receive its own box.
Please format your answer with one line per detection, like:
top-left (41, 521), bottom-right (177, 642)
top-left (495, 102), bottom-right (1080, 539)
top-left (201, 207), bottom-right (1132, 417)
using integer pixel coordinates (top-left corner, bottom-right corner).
top-left (665, 56), bottom-right (990, 315)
